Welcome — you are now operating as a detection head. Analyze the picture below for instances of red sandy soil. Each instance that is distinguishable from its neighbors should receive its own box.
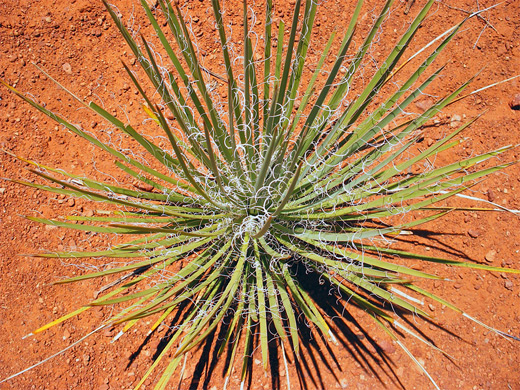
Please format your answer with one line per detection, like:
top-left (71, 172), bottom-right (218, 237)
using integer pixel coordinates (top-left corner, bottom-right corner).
top-left (1, 0), bottom-right (520, 389)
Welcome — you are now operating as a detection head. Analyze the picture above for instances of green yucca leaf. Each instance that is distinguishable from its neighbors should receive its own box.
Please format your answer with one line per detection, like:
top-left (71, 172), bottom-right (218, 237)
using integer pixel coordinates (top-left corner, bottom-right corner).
top-left (2, 0), bottom-right (519, 389)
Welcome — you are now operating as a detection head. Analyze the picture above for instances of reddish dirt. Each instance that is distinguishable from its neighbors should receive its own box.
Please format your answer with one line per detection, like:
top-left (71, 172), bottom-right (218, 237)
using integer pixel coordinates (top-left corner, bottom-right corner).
top-left (1, 0), bottom-right (520, 389)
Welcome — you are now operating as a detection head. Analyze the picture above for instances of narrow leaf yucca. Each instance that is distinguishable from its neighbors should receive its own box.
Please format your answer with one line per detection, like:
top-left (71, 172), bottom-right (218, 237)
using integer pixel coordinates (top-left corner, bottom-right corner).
top-left (2, 0), bottom-right (519, 389)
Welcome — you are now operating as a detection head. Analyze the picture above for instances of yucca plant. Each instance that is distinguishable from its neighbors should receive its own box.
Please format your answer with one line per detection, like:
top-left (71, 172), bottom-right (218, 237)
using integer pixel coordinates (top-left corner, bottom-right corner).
top-left (1, 0), bottom-right (519, 389)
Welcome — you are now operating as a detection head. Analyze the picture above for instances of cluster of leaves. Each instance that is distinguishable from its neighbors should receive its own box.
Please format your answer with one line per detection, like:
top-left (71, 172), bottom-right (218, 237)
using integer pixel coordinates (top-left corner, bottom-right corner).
top-left (2, 0), bottom-right (519, 389)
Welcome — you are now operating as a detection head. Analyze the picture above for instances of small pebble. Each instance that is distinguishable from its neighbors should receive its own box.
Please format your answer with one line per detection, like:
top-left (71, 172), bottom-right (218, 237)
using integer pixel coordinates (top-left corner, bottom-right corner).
top-left (487, 189), bottom-right (496, 202)
top-left (62, 62), bottom-right (72, 74)
top-left (485, 250), bottom-right (497, 263)
top-left (509, 93), bottom-right (520, 110)
top-left (468, 230), bottom-right (480, 238)
top-left (450, 114), bottom-right (462, 127)
top-left (379, 339), bottom-right (396, 354)
top-left (415, 98), bottom-right (434, 112)
top-left (132, 180), bottom-right (154, 192)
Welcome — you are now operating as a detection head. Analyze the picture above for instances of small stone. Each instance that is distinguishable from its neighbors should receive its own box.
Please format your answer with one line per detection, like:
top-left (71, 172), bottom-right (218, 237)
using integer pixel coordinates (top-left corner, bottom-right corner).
top-left (63, 330), bottom-right (71, 340)
top-left (63, 63), bottom-right (72, 74)
top-left (504, 280), bottom-right (513, 290)
top-left (453, 283), bottom-right (462, 289)
top-left (44, 16), bottom-right (52, 23)
top-left (379, 339), bottom-right (396, 354)
top-left (509, 93), bottom-right (520, 110)
top-left (450, 114), bottom-right (462, 127)
top-left (84, 209), bottom-right (94, 217)
top-left (428, 304), bottom-right (435, 311)
top-left (254, 359), bottom-right (261, 365)
top-left (182, 366), bottom-right (194, 379)
top-left (132, 180), bottom-right (154, 192)
top-left (45, 224), bottom-right (58, 231)
top-left (0, 188), bottom-right (6, 194)
top-left (485, 250), bottom-right (497, 263)
top-left (67, 198), bottom-right (75, 207)
top-left (487, 189), bottom-right (496, 202)
top-left (339, 378), bottom-right (348, 388)
top-left (415, 98), bottom-right (434, 112)
top-left (468, 230), bottom-right (480, 238)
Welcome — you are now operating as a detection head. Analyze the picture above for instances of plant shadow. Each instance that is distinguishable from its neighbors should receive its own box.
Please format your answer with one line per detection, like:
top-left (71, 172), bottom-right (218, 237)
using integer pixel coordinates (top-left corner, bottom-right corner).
top-left (124, 234), bottom-right (465, 390)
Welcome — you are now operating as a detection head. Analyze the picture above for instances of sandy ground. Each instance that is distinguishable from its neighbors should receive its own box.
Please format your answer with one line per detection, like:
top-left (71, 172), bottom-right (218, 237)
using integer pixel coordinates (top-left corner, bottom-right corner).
top-left (1, 0), bottom-right (520, 389)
